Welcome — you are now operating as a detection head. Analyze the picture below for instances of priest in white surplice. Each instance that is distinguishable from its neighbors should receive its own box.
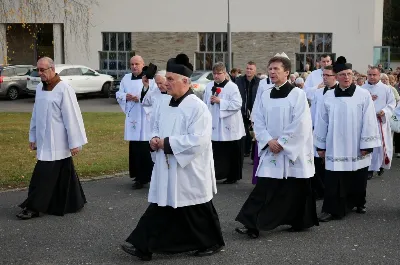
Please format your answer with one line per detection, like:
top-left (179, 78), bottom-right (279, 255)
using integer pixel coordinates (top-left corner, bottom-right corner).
top-left (309, 65), bottom-right (337, 199)
top-left (235, 54), bottom-right (318, 239)
top-left (142, 70), bottom-right (171, 130)
top-left (304, 54), bottom-right (333, 101)
top-left (121, 54), bottom-right (224, 261)
top-left (17, 57), bottom-right (87, 220)
top-left (362, 67), bottom-right (395, 178)
top-left (315, 59), bottom-right (381, 222)
top-left (116, 56), bottom-right (156, 189)
top-left (203, 62), bottom-right (246, 184)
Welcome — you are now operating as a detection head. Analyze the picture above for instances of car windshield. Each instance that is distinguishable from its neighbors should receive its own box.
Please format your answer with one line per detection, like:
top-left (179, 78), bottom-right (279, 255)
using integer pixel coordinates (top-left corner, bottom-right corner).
top-left (190, 72), bottom-right (204, 81)
top-left (30, 69), bottom-right (39, 77)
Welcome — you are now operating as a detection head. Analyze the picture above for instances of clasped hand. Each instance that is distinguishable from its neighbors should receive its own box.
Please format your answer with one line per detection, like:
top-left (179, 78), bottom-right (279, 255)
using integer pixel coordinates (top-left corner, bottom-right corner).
top-left (150, 137), bottom-right (165, 151)
top-left (210, 96), bottom-right (220, 104)
top-left (126, 94), bottom-right (139, 102)
top-left (268, 139), bottom-right (283, 154)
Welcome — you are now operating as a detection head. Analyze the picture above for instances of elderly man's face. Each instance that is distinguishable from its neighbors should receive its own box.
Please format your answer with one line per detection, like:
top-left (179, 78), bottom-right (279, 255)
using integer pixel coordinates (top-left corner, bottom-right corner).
top-left (337, 69), bottom-right (353, 88)
top-left (130, 56), bottom-right (144, 76)
top-left (381, 76), bottom-right (389, 85)
top-left (165, 72), bottom-right (189, 98)
top-left (37, 60), bottom-right (56, 82)
top-left (290, 75), bottom-right (296, 82)
top-left (155, 75), bottom-right (167, 92)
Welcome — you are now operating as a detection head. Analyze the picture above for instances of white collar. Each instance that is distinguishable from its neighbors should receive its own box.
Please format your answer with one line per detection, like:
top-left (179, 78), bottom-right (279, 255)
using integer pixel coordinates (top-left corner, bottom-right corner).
top-left (274, 81), bottom-right (288, 90)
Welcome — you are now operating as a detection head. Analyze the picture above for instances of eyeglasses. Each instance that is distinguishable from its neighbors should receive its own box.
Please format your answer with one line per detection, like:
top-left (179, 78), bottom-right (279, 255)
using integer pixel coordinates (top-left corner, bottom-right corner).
top-left (37, 67), bottom-right (51, 73)
top-left (323, 74), bottom-right (335, 77)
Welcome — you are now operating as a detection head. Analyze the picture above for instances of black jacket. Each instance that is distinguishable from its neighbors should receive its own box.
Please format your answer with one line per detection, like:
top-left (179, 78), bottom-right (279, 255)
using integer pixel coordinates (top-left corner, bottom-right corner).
top-left (235, 75), bottom-right (261, 118)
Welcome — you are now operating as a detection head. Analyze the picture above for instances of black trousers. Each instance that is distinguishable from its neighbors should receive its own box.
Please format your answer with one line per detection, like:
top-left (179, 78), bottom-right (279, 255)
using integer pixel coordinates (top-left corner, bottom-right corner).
top-left (129, 141), bottom-right (154, 184)
top-left (242, 117), bottom-right (252, 155)
top-left (311, 157), bottom-right (325, 199)
top-left (322, 167), bottom-right (368, 218)
top-left (212, 140), bottom-right (243, 181)
top-left (394, 132), bottom-right (400, 153)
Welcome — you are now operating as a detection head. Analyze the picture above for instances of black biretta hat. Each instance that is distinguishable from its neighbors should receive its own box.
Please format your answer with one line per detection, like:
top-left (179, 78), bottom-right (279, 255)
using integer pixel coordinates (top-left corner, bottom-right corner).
top-left (142, 63), bottom-right (158, 79)
top-left (166, 54), bottom-right (193, 77)
top-left (333, 56), bottom-right (352, 73)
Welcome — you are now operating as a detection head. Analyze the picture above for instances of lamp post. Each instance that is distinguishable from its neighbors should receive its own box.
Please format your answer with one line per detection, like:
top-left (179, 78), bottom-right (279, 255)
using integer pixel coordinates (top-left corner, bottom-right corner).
top-left (227, 0), bottom-right (232, 71)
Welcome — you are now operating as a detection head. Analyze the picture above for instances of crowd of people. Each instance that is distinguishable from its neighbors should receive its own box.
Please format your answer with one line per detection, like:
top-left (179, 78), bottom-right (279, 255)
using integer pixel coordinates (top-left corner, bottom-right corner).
top-left (15, 52), bottom-right (400, 262)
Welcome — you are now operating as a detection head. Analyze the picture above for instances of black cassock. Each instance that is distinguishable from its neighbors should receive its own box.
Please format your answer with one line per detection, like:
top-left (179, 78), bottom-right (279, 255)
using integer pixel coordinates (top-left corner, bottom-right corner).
top-left (125, 89), bottom-right (225, 255)
top-left (19, 157), bottom-right (86, 216)
top-left (236, 82), bottom-right (319, 231)
top-left (128, 82), bottom-right (154, 184)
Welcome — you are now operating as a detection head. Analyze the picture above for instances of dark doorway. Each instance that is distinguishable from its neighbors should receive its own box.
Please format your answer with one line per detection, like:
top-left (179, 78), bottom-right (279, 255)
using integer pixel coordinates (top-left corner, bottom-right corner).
top-left (6, 23), bottom-right (54, 65)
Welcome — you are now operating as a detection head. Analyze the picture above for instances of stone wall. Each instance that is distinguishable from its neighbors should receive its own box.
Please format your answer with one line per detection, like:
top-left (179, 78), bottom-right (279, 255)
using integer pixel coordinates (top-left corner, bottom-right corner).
top-left (132, 32), bottom-right (198, 70)
top-left (232, 32), bottom-right (299, 72)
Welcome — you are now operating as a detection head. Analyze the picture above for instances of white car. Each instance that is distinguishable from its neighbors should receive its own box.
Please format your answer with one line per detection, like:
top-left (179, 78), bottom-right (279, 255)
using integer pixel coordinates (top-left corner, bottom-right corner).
top-left (26, 64), bottom-right (114, 97)
top-left (190, 70), bottom-right (213, 99)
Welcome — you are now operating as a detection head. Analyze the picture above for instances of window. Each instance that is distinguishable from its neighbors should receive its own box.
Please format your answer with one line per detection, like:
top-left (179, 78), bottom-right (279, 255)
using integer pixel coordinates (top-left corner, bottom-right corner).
top-left (81, 68), bottom-right (97, 76)
top-left (195, 33), bottom-right (232, 71)
top-left (59, 68), bottom-right (82, 76)
top-left (296, 33), bottom-right (335, 72)
top-left (15, 67), bottom-right (31, 76)
top-left (1, 68), bottom-right (16, 76)
top-left (99, 32), bottom-right (134, 80)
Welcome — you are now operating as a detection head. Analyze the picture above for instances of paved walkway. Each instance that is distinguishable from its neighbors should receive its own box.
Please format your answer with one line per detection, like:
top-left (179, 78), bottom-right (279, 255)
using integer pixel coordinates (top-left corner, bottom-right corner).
top-left (0, 159), bottom-right (399, 264)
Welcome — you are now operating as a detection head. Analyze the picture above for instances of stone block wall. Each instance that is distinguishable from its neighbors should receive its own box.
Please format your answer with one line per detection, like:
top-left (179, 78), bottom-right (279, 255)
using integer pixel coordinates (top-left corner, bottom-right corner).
top-left (132, 32), bottom-right (198, 70)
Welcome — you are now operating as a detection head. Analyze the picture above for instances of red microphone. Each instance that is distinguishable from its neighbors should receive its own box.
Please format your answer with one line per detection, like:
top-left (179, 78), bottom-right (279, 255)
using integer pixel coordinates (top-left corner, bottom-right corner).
top-left (211, 87), bottom-right (222, 105)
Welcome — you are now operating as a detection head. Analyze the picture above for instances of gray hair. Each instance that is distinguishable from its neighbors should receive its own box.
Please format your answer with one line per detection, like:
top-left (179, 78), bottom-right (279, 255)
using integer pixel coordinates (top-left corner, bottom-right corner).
top-left (155, 70), bottom-right (166, 78)
top-left (381, 73), bottom-right (388, 79)
top-left (212, 62), bottom-right (226, 72)
top-left (295, 77), bottom-right (304, 84)
top-left (38, 57), bottom-right (55, 68)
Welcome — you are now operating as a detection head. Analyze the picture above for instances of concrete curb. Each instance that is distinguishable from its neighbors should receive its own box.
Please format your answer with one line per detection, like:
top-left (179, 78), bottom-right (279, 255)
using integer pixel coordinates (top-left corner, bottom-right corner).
top-left (0, 171), bottom-right (129, 193)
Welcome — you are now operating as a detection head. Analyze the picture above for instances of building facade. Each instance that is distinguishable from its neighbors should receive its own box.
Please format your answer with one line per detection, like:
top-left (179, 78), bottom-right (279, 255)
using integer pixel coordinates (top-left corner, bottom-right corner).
top-left (0, 0), bottom-right (384, 77)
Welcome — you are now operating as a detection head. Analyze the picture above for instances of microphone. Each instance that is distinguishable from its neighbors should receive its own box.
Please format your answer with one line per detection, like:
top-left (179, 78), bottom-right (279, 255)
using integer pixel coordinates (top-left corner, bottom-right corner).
top-left (211, 87), bottom-right (222, 105)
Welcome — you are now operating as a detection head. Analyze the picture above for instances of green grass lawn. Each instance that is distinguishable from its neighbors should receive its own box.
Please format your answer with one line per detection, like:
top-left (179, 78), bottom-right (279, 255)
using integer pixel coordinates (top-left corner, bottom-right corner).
top-left (0, 112), bottom-right (129, 190)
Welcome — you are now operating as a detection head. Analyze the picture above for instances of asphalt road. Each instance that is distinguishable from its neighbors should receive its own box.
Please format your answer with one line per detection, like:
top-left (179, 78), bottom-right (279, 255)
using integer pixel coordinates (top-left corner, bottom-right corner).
top-left (0, 96), bottom-right (120, 113)
top-left (0, 159), bottom-right (400, 265)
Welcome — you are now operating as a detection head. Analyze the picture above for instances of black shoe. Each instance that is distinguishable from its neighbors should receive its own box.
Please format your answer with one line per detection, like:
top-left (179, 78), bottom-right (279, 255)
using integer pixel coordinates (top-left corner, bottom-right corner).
top-left (318, 212), bottom-right (335, 222)
top-left (194, 244), bottom-right (224, 257)
top-left (367, 172), bottom-right (373, 180)
top-left (378, 168), bottom-right (385, 176)
top-left (121, 244), bottom-right (152, 261)
top-left (16, 209), bottom-right (39, 220)
top-left (132, 182), bottom-right (144, 190)
top-left (356, 206), bottom-right (366, 214)
top-left (235, 227), bottom-right (259, 239)
top-left (222, 180), bottom-right (237, 184)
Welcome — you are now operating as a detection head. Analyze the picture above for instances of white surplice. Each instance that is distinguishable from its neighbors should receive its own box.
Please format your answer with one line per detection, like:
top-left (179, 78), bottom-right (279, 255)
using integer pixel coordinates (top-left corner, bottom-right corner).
top-left (250, 79), bottom-right (274, 123)
top-left (254, 86), bottom-right (315, 179)
top-left (203, 80), bottom-right (246, 141)
top-left (149, 94), bottom-right (217, 208)
top-left (29, 81), bottom-right (88, 161)
top-left (116, 73), bottom-right (156, 141)
top-left (142, 88), bottom-right (172, 130)
top-left (304, 69), bottom-right (323, 100)
top-left (310, 87), bottom-right (335, 157)
top-left (362, 81), bottom-right (395, 170)
top-left (314, 87), bottom-right (381, 171)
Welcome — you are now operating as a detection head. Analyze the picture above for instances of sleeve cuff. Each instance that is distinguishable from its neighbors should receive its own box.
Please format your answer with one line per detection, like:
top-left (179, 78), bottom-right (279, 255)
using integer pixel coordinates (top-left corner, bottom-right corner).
top-left (261, 144), bottom-right (269, 150)
top-left (361, 148), bottom-right (373, 154)
top-left (164, 137), bottom-right (173, 154)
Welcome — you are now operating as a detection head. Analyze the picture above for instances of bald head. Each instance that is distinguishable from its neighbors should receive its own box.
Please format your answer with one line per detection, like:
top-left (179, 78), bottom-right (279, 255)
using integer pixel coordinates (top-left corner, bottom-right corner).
top-left (130, 55), bottom-right (144, 76)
